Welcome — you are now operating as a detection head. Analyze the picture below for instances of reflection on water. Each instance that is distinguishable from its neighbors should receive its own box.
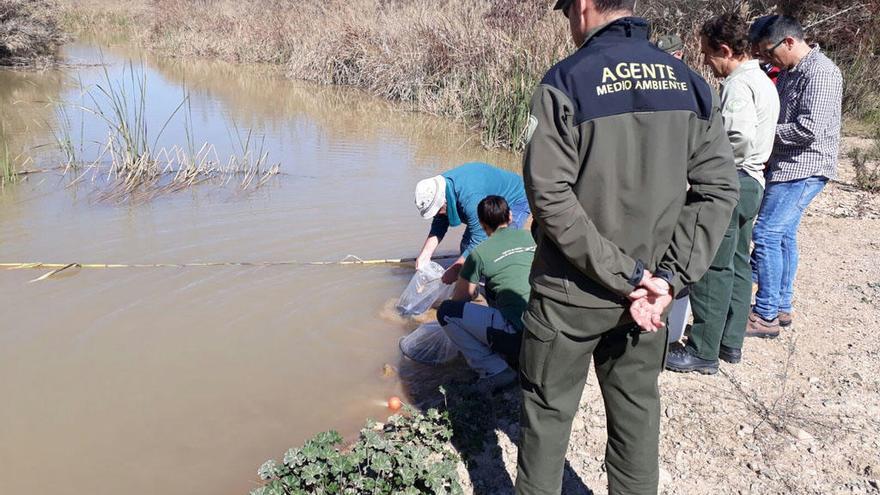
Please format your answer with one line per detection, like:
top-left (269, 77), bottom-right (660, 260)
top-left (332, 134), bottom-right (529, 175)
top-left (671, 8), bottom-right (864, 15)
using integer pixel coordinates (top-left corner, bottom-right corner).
top-left (0, 42), bottom-right (518, 495)
top-left (0, 68), bottom-right (66, 170)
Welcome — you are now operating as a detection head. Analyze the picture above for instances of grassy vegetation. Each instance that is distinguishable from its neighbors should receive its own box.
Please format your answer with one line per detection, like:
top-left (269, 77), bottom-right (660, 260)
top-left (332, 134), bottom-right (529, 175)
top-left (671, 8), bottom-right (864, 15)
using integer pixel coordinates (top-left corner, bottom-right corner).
top-left (59, 0), bottom-right (571, 150)
top-left (0, 142), bottom-right (14, 187)
top-left (0, 0), bottom-right (66, 66)
top-left (54, 62), bottom-right (280, 202)
top-left (57, 0), bottom-right (143, 42)
top-left (57, 0), bottom-right (880, 151)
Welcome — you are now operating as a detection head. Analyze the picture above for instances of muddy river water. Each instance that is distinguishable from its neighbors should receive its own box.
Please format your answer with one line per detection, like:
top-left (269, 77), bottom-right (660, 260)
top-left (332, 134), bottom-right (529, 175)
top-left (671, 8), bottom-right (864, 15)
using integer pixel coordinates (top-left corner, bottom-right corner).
top-left (0, 42), bottom-right (517, 495)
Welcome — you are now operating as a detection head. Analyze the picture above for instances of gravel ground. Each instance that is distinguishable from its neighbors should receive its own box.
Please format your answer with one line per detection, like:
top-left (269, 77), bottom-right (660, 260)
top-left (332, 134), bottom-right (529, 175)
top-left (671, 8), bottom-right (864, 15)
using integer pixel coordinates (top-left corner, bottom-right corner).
top-left (437, 138), bottom-right (880, 495)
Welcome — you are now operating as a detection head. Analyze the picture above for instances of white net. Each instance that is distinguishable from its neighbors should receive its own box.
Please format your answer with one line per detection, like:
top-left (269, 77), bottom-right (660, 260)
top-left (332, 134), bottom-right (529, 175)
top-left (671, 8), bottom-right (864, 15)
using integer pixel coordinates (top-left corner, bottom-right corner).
top-left (399, 321), bottom-right (460, 365)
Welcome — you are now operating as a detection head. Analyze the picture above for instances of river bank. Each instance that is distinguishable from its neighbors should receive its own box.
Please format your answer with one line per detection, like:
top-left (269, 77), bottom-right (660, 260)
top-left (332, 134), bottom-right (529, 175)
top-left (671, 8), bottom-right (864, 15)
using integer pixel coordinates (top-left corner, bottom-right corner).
top-left (57, 0), bottom-right (880, 152)
top-left (0, 0), bottom-right (66, 66)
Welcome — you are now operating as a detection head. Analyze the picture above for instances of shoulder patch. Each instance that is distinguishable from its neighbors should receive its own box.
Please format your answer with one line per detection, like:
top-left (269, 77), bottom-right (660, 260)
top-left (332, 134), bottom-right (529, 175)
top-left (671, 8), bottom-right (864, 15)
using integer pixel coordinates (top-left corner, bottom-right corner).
top-left (525, 115), bottom-right (539, 145)
top-left (726, 96), bottom-right (749, 113)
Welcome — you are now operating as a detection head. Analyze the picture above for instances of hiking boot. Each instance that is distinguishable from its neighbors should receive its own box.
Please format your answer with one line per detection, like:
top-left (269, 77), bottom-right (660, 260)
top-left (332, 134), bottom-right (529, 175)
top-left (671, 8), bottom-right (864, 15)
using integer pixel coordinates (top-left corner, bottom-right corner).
top-left (719, 344), bottom-right (742, 364)
top-left (476, 367), bottom-right (518, 394)
top-left (778, 311), bottom-right (793, 328)
top-left (745, 312), bottom-right (780, 339)
top-left (664, 347), bottom-right (719, 375)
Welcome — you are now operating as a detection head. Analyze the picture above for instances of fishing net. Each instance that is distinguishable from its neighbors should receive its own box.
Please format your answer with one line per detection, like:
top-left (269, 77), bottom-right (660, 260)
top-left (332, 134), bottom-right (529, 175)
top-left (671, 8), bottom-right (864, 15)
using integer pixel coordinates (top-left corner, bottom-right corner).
top-left (399, 321), bottom-right (460, 365)
top-left (396, 262), bottom-right (454, 316)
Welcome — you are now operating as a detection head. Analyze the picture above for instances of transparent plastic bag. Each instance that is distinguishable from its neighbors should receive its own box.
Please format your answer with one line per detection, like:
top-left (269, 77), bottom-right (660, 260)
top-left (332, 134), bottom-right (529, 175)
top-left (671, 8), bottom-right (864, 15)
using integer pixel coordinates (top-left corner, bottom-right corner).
top-left (399, 321), bottom-right (460, 365)
top-left (396, 262), bottom-right (454, 316)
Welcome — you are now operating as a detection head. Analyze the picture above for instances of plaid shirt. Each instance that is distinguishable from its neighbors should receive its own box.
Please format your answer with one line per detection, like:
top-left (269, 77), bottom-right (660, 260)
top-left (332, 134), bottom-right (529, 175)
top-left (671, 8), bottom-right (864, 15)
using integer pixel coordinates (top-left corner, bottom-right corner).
top-left (768, 46), bottom-right (843, 183)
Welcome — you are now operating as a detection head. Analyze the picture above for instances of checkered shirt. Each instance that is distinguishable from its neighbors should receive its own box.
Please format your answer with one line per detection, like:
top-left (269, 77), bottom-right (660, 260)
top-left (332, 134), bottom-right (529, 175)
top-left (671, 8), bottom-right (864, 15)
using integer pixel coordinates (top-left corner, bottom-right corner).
top-left (768, 46), bottom-right (843, 183)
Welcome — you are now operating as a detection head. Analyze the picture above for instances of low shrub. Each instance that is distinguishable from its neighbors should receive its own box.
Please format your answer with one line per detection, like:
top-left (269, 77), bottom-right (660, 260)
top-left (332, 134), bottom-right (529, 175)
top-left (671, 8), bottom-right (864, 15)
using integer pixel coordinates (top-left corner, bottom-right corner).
top-left (848, 140), bottom-right (880, 193)
top-left (250, 406), bottom-right (462, 495)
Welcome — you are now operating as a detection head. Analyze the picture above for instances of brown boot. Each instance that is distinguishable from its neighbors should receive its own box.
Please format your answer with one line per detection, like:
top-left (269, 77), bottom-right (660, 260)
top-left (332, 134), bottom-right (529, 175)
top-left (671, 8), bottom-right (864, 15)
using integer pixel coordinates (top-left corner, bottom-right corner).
top-left (745, 312), bottom-right (780, 339)
top-left (778, 311), bottom-right (793, 328)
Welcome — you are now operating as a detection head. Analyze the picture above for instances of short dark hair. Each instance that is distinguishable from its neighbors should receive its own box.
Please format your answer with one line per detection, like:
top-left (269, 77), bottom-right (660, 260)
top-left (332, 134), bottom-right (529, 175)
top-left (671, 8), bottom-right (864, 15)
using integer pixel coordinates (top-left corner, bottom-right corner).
top-left (752, 15), bottom-right (804, 44)
top-left (701, 13), bottom-right (750, 57)
top-left (748, 15), bottom-right (774, 44)
top-left (477, 195), bottom-right (511, 231)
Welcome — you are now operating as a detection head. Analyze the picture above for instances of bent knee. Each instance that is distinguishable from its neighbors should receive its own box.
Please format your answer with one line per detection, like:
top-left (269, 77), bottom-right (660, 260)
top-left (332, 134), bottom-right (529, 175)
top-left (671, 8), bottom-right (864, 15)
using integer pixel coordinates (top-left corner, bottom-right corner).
top-left (437, 300), bottom-right (466, 326)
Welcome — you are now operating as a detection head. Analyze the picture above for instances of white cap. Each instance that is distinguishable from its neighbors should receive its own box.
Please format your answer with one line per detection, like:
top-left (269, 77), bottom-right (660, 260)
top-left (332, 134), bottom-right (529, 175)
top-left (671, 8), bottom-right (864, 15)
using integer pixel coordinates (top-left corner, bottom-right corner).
top-left (414, 175), bottom-right (446, 219)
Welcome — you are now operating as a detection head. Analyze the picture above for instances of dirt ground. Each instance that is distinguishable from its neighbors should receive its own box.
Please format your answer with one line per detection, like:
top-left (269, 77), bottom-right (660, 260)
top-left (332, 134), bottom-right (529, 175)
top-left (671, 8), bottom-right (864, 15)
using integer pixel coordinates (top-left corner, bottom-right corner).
top-left (437, 138), bottom-right (880, 494)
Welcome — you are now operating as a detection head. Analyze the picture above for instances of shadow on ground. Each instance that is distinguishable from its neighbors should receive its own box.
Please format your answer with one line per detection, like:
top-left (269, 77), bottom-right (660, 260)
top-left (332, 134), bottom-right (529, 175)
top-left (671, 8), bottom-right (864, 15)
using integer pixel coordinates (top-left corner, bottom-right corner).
top-left (397, 356), bottom-right (594, 495)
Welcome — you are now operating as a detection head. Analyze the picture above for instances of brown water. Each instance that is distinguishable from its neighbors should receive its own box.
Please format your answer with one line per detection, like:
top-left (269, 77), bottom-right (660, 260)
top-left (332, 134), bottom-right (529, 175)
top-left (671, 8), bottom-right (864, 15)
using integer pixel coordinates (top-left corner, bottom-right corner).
top-left (0, 42), bottom-right (517, 495)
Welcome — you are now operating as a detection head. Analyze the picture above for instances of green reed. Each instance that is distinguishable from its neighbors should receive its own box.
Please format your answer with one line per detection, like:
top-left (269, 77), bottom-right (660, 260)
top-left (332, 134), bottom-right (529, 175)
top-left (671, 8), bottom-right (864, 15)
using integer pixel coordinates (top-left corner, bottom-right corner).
top-left (0, 142), bottom-right (15, 187)
top-left (53, 60), bottom-right (279, 202)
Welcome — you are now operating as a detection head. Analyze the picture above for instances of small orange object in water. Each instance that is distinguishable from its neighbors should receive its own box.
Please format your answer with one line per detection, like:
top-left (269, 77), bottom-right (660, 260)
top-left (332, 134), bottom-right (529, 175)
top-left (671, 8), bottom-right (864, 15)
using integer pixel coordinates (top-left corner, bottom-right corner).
top-left (387, 396), bottom-right (402, 411)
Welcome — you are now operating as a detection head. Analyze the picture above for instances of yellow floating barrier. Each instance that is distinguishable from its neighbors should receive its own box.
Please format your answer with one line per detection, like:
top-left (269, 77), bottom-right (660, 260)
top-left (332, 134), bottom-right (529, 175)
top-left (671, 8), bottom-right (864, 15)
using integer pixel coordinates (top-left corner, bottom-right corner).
top-left (0, 254), bottom-right (460, 282)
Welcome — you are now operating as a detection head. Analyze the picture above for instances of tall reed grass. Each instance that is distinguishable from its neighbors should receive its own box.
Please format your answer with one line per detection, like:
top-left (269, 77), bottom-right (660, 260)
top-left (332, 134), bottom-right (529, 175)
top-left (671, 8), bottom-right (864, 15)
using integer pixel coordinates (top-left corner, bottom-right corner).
top-left (61, 0), bottom-right (570, 150)
top-left (56, 62), bottom-right (280, 202)
top-left (0, 142), bottom-right (14, 187)
top-left (59, 0), bottom-right (880, 150)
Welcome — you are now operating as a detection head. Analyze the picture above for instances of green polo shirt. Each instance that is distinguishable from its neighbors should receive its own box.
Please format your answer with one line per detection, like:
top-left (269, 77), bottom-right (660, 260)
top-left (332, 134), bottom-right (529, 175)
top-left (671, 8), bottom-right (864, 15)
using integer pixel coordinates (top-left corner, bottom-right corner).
top-left (460, 227), bottom-right (536, 329)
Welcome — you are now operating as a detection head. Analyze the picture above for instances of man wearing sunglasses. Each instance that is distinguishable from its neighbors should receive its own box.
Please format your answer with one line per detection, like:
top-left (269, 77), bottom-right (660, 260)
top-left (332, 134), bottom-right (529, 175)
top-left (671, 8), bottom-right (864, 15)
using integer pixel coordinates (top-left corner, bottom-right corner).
top-left (517, 0), bottom-right (738, 493)
top-left (747, 15), bottom-right (842, 338)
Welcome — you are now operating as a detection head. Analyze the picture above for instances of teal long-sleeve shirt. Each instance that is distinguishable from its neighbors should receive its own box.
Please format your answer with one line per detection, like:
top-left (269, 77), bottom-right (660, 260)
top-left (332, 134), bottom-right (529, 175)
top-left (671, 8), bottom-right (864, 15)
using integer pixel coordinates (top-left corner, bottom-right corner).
top-left (429, 162), bottom-right (527, 257)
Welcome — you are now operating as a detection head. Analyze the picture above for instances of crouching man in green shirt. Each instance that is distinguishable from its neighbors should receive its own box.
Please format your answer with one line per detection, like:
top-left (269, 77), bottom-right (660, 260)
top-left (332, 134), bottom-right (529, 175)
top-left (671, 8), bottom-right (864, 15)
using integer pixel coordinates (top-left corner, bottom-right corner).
top-left (436, 195), bottom-right (536, 393)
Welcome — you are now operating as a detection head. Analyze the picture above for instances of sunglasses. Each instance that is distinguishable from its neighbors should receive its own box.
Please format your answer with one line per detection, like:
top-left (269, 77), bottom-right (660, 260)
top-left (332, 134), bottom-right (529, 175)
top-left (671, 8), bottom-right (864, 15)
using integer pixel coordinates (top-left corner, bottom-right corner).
top-left (763, 38), bottom-right (786, 58)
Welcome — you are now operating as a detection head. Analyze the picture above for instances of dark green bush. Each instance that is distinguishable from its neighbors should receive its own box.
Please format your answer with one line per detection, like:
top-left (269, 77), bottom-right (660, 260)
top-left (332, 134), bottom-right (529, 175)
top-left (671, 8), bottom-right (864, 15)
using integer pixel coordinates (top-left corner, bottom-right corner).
top-left (250, 406), bottom-right (462, 495)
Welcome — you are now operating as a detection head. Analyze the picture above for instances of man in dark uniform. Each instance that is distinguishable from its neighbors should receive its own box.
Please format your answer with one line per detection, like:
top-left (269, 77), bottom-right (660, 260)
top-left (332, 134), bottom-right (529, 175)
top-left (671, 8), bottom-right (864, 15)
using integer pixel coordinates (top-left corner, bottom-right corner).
top-left (516, 1), bottom-right (739, 493)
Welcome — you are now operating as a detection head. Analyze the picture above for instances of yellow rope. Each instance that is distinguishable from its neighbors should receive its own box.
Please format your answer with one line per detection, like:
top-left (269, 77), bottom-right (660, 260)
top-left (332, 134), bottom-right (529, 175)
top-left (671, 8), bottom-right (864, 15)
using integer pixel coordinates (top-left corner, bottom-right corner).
top-left (0, 254), bottom-right (459, 271)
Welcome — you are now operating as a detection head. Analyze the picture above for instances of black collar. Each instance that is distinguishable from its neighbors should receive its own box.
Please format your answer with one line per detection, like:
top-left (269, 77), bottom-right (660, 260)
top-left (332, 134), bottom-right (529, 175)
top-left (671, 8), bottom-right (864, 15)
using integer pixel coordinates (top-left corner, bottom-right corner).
top-left (580, 16), bottom-right (651, 49)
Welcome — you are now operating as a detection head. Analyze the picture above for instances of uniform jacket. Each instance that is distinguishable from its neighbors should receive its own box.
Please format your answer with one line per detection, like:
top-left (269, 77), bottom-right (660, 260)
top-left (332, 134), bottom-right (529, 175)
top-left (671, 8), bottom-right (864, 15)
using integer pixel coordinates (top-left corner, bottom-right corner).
top-left (523, 17), bottom-right (739, 307)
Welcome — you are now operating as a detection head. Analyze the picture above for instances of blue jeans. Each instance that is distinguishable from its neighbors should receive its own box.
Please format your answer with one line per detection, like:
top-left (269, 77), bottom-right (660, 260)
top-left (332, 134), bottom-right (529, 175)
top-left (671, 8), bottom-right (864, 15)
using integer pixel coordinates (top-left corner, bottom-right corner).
top-left (752, 176), bottom-right (826, 321)
top-left (437, 300), bottom-right (521, 377)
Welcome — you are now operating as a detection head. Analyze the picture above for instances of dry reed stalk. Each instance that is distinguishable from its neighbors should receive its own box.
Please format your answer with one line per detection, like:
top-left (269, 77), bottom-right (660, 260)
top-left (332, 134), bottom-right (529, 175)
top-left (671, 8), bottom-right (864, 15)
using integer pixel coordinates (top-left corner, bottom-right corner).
top-left (0, 0), bottom-right (66, 66)
top-left (49, 62), bottom-right (282, 203)
top-left (58, 0), bottom-right (880, 148)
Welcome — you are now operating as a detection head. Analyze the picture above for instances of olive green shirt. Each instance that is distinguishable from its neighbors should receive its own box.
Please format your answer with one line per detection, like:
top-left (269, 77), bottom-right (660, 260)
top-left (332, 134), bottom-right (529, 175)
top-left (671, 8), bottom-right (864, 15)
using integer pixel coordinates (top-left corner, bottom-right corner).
top-left (460, 227), bottom-right (536, 329)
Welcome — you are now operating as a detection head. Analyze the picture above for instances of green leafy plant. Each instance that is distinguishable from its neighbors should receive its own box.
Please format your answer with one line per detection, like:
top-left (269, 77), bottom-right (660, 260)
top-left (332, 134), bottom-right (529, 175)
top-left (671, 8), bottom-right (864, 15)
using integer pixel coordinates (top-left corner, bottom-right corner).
top-left (251, 406), bottom-right (462, 495)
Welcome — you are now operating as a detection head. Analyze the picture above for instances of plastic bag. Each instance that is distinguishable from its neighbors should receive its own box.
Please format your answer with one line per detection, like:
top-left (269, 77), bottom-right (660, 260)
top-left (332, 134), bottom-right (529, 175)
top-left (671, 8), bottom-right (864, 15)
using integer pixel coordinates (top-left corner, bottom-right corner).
top-left (399, 321), bottom-right (460, 365)
top-left (396, 262), bottom-right (454, 316)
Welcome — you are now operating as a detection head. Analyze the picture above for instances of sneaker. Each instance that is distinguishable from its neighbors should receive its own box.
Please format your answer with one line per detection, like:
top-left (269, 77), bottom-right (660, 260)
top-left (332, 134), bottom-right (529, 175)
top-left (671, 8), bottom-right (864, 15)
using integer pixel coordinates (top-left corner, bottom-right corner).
top-left (476, 367), bottom-right (519, 394)
top-left (718, 344), bottom-right (742, 364)
top-left (664, 347), bottom-right (719, 375)
top-left (778, 311), bottom-right (793, 328)
top-left (745, 312), bottom-right (780, 339)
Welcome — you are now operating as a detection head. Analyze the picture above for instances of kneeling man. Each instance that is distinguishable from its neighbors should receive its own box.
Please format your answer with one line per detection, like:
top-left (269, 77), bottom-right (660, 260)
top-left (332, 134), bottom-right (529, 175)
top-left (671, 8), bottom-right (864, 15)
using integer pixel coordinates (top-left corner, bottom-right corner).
top-left (436, 195), bottom-right (535, 393)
